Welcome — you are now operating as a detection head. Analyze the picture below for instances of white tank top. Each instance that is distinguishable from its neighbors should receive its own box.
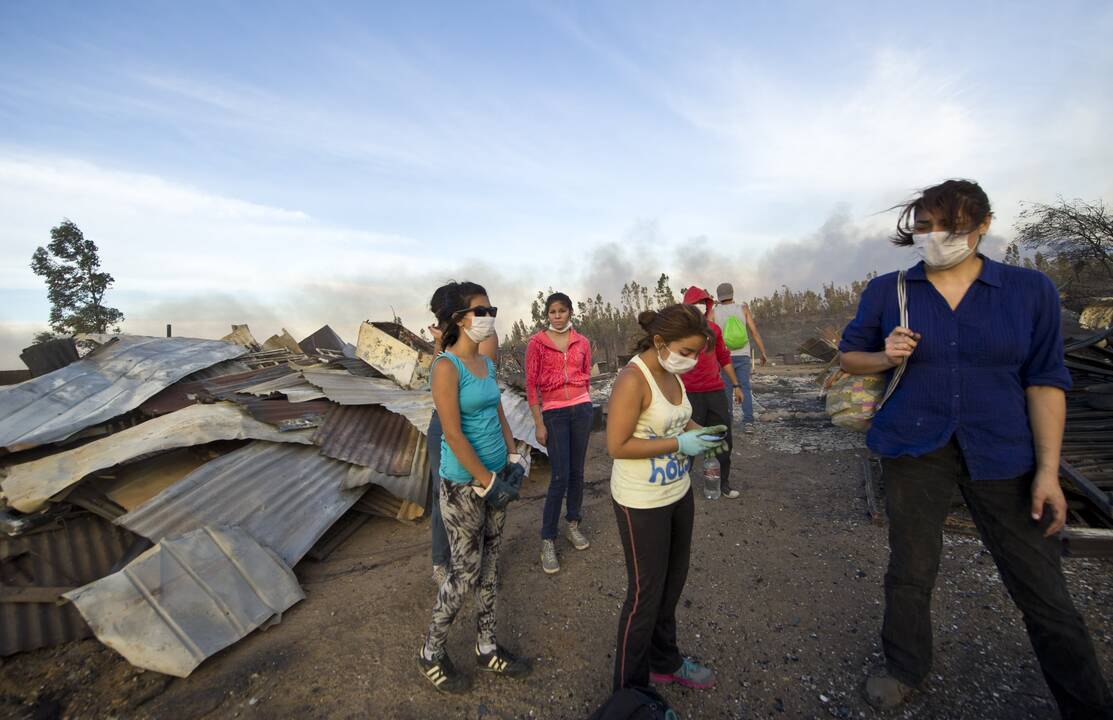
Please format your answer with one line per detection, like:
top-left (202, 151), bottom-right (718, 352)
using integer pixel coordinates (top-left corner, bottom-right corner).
top-left (610, 355), bottom-right (693, 509)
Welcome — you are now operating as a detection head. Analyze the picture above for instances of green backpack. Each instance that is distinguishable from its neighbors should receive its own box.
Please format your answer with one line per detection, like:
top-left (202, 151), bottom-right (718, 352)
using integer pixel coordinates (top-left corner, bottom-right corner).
top-left (722, 310), bottom-right (749, 350)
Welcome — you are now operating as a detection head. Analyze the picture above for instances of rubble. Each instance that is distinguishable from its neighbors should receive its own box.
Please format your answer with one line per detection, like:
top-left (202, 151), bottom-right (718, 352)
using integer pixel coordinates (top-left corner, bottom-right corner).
top-left (0, 320), bottom-right (542, 676)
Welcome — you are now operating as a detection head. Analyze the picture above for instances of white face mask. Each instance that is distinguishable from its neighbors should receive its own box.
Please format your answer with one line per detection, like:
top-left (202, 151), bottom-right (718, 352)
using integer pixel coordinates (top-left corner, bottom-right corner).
top-left (657, 343), bottom-right (698, 374)
top-left (913, 231), bottom-right (978, 270)
top-left (549, 320), bottom-right (572, 334)
top-left (463, 315), bottom-right (496, 343)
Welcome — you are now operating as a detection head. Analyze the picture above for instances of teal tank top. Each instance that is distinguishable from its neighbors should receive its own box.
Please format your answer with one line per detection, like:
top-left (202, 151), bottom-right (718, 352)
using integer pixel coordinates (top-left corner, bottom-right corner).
top-left (436, 352), bottom-right (507, 483)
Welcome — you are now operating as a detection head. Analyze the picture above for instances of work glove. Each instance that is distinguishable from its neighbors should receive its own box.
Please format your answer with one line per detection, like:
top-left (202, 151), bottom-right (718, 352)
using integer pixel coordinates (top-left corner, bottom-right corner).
top-left (675, 425), bottom-right (729, 457)
top-left (473, 463), bottom-right (526, 509)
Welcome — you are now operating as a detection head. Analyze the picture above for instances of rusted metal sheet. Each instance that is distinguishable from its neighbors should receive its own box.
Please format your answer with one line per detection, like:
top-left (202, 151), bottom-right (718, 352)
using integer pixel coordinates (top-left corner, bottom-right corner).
top-left (262, 329), bottom-right (304, 355)
top-left (355, 485), bottom-right (424, 521)
top-left (117, 442), bottom-right (367, 566)
top-left (1, 403), bottom-right (313, 513)
top-left (19, 338), bottom-right (80, 377)
top-left (0, 513), bottom-right (138, 656)
top-left (66, 525), bottom-right (303, 677)
top-left (0, 336), bottom-right (246, 452)
top-left (200, 364), bottom-right (298, 399)
top-left (313, 404), bottom-right (419, 475)
top-left (355, 321), bottom-right (435, 390)
top-left (301, 369), bottom-right (435, 434)
top-left (228, 396), bottom-right (334, 431)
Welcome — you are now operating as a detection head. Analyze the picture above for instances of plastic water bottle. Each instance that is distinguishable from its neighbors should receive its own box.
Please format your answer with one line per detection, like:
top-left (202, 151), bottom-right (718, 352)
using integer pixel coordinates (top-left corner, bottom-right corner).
top-left (702, 455), bottom-right (721, 500)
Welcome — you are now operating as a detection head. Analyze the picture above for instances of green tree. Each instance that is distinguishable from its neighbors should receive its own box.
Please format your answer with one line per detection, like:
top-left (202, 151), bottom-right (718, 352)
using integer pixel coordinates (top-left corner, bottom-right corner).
top-left (1004, 242), bottom-right (1021, 266)
top-left (1015, 198), bottom-right (1113, 281)
top-left (653, 273), bottom-right (676, 308)
top-left (31, 220), bottom-right (124, 339)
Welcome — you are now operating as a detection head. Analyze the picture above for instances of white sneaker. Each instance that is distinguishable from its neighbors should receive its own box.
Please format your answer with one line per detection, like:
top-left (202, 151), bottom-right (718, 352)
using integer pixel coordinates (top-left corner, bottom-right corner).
top-left (567, 521), bottom-right (590, 550)
top-left (541, 539), bottom-right (560, 574)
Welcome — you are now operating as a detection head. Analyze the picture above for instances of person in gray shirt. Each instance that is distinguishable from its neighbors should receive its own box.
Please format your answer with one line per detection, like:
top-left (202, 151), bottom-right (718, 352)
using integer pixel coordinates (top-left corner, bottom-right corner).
top-left (715, 282), bottom-right (768, 432)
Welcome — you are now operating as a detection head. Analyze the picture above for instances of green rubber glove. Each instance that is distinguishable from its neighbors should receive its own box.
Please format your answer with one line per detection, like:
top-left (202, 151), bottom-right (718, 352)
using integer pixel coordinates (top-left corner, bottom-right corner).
top-left (676, 425), bottom-right (728, 456)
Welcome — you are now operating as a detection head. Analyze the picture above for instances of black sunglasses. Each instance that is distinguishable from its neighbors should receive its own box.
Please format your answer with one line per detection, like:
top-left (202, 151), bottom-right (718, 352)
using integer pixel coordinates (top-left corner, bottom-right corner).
top-left (454, 305), bottom-right (498, 318)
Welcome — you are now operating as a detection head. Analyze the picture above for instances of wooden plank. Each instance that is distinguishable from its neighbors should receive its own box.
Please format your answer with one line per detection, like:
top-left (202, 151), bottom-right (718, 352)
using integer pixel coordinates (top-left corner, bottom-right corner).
top-left (1062, 527), bottom-right (1113, 558)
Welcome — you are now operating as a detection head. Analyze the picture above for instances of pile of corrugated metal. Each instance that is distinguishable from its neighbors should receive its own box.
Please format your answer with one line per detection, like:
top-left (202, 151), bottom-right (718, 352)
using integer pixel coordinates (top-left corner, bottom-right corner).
top-left (1059, 327), bottom-right (1113, 556)
top-left (0, 321), bottom-right (542, 677)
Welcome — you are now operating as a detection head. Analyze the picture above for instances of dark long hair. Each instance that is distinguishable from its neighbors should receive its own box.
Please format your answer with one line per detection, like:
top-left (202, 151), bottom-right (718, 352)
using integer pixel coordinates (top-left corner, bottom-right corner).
top-left (430, 281), bottom-right (488, 349)
top-left (545, 292), bottom-right (573, 315)
top-left (891, 179), bottom-right (992, 246)
top-left (632, 304), bottom-right (712, 353)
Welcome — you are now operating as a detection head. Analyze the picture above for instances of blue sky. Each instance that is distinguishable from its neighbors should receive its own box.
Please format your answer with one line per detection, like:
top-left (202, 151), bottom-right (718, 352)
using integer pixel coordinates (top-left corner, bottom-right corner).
top-left (2, 1), bottom-right (1111, 365)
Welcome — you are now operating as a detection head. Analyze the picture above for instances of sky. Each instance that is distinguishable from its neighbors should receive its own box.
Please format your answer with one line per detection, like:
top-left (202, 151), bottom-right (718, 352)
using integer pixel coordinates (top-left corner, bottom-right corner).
top-left (1, 1), bottom-right (1111, 366)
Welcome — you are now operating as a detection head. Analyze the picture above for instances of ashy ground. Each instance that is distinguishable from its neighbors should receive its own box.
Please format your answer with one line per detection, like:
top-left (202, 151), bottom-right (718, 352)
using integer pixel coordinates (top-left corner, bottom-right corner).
top-left (2, 367), bottom-right (1111, 720)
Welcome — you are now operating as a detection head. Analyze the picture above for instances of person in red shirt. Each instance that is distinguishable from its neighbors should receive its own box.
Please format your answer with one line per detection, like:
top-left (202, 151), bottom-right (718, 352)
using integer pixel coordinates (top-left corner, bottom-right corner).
top-left (526, 292), bottom-right (594, 574)
top-left (680, 286), bottom-right (745, 498)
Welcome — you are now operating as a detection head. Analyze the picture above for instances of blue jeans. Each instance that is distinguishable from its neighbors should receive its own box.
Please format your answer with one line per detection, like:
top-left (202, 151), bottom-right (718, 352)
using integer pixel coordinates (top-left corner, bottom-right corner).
top-left (721, 354), bottom-right (753, 423)
top-left (428, 411), bottom-right (450, 567)
top-left (540, 402), bottom-right (593, 540)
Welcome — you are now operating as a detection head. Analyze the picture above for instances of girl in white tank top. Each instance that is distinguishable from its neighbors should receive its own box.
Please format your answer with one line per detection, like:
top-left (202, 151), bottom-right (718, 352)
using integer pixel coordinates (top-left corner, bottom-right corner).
top-left (610, 355), bottom-right (693, 508)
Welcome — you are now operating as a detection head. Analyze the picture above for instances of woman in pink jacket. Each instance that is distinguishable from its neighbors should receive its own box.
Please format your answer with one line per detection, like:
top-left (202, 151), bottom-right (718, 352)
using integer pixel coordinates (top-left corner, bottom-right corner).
top-left (526, 292), bottom-right (593, 574)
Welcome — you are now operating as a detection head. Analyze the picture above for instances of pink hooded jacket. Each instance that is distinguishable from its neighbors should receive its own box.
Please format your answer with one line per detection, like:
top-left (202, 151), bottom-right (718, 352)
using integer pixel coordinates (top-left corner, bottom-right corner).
top-left (525, 328), bottom-right (593, 410)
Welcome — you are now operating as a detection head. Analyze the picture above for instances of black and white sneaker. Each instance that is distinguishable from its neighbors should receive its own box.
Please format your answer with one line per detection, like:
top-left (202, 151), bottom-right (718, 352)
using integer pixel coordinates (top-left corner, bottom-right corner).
top-left (475, 643), bottom-right (532, 678)
top-left (417, 649), bottom-right (471, 693)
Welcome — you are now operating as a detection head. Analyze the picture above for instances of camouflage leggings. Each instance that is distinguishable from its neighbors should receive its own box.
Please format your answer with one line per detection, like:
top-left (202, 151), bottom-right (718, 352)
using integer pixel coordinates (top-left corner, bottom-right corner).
top-left (425, 480), bottom-right (507, 656)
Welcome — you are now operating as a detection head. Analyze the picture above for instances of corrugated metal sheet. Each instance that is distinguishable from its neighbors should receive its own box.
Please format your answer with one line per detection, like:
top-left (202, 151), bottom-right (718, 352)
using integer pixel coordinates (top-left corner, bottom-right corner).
top-left (313, 404), bottom-right (419, 475)
top-left (499, 388), bottom-right (546, 454)
top-left (299, 325), bottom-right (352, 356)
top-left (0, 336), bottom-right (246, 452)
top-left (342, 429), bottom-right (429, 506)
top-left (117, 442), bottom-right (367, 566)
top-left (261, 329), bottom-right (303, 355)
top-left (301, 369), bottom-right (434, 434)
top-left (1, 513), bottom-right (138, 656)
top-left (1, 402), bottom-right (314, 513)
top-left (66, 525), bottom-right (303, 677)
top-left (355, 485), bottom-right (424, 521)
top-left (200, 364), bottom-right (298, 399)
top-left (19, 338), bottom-right (80, 377)
top-left (228, 396), bottom-right (334, 431)
top-left (324, 356), bottom-right (383, 378)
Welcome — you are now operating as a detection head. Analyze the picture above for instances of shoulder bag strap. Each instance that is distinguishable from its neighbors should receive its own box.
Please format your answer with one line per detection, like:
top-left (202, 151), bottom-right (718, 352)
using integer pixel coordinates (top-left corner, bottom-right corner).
top-left (877, 270), bottom-right (908, 411)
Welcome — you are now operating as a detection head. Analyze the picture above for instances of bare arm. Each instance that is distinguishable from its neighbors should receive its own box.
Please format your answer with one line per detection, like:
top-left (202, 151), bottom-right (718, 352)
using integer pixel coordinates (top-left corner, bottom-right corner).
top-left (743, 305), bottom-right (768, 363)
top-left (606, 367), bottom-right (693, 459)
top-left (722, 361), bottom-right (744, 403)
top-left (432, 361), bottom-right (494, 487)
top-left (1026, 385), bottom-right (1068, 536)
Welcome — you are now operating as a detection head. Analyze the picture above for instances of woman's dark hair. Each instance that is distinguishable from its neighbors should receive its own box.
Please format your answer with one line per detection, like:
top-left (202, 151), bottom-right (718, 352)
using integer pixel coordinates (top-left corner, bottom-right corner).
top-left (633, 304), bottom-right (713, 353)
top-left (430, 281), bottom-right (488, 348)
top-left (545, 292), bottom-right (573, 314)
top-left (891, 179), bottom-right (992, 246)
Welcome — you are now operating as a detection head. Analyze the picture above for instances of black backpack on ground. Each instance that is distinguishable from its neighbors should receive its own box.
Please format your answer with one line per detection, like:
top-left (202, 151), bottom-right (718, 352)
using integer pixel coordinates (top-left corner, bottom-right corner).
top-left (588, 686), bottom-right (679, 720)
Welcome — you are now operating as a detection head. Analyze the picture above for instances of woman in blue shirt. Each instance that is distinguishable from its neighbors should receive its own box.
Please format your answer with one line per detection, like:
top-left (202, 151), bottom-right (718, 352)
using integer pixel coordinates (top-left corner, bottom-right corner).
top-left (418, 281), bottom-right (531, 693)
top-left (840, 179), bottom-right (1112, 716)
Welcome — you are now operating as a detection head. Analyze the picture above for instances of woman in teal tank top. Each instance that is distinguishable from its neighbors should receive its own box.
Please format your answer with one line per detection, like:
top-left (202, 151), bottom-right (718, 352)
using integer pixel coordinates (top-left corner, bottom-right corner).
top-left (418, 282), bottom-right (532, 693)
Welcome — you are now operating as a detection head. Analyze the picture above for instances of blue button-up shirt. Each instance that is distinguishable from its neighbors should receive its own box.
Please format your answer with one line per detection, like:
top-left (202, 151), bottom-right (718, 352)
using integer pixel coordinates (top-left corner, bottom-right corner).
top-left (839, 256), bottom-right (1071, 480)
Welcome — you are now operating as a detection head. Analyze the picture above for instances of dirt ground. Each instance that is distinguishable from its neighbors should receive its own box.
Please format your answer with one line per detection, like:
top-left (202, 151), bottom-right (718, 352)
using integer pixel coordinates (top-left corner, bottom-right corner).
top-left (2, 367), bottom-right (1112, 720)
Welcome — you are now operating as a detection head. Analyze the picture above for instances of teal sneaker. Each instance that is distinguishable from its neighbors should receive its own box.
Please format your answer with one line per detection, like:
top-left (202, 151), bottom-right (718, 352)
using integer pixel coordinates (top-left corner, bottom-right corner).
top-left (651, 657), bottom-right (717, 689)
